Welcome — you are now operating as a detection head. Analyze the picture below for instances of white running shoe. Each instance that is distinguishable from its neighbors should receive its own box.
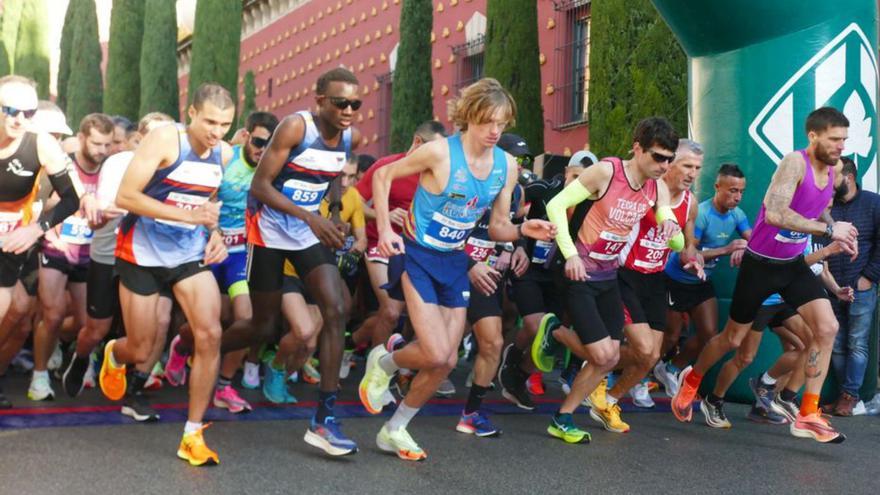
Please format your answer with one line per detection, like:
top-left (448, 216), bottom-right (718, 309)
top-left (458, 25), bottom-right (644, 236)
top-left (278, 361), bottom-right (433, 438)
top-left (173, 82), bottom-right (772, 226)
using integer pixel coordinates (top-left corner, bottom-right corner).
top-left (653, 360), bottom-right (679, 398)
top-left (47, 344), bottom-right (63, 371)
top-left (339, 350), bottom-right (354, 380)
top-left (82, 354), bottom-right (97, 389)
top-left (436, 378), bottom-right (456, 397)
top-left (630, 382), bottom-right (655, 408)
top-left (242, 361), bottom-right (260, 389)
top-left (28, 373), bottom-right (55, 401)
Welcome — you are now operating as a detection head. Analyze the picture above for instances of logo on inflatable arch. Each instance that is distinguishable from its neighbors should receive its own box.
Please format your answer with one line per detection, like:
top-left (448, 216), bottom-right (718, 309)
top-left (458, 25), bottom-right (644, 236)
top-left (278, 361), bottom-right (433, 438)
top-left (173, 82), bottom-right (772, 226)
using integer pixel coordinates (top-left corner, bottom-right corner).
top-left (749, 23), bottom-right (878, 191)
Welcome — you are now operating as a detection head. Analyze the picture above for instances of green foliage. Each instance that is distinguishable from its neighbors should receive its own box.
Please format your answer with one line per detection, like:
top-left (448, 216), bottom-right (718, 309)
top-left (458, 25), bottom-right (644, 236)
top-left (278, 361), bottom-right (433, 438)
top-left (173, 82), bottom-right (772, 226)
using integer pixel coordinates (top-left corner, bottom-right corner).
top-left (139, 0), bottom-right (180, 120)
top-left (187, 0), bottom-right (242, 127)
top-left (104, 0), bottom-right (145, 119)
top-left (11, 0), bottom-right (50, 98)
top-left (389, 0), bottom-right (433, 153)
top-left (238, 70), bottom-right (256, 129)
top-left (484, 0), bottom-right (544, 153)
top-left (65, 0), bottom-right (104, 128)
top-left (0, 0), bottom-right (23, 74)
top-left (589, 0), bottom-right (687, 156)
top-left (56, 1), bottom-right (78, 111)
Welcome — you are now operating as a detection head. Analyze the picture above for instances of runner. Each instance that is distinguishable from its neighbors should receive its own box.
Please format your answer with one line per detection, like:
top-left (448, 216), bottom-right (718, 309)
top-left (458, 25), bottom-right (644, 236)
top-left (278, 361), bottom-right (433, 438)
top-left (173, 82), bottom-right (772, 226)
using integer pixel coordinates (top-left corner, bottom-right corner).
top-left (671, 107), bottom-right (857, 444)
top-left (109, 116), bottom-right (136, 155)
top-left (220, 67), bottom-right (363, 456)
top-left (98, 83), bottom-right (233, 465)
top-left (538, 116), bottom-right (682, 443)
top-left (359, 78), bottom-right (556, 460)
top-left (654, 164), bottom-right (751, 397)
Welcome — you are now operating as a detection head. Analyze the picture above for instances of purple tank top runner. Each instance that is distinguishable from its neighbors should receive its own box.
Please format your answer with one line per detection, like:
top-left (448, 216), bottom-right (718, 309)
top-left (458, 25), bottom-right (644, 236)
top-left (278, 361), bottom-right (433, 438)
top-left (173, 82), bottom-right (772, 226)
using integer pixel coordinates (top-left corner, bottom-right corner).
top-left (747, 149), bottom-right (833, 260)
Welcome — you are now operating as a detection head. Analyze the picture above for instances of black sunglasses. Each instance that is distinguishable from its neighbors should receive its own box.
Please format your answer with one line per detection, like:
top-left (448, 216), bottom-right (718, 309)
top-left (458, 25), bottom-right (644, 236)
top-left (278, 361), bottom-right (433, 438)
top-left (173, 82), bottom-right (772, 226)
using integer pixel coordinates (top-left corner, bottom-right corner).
top-left (650, 150), bottom-right (675, 163)
top-left (250, 136), bottom-right (270, 149)
top-left (327, 96), bottom-right (362, 111)
top-left (1, 105), bottom-right (37, 119)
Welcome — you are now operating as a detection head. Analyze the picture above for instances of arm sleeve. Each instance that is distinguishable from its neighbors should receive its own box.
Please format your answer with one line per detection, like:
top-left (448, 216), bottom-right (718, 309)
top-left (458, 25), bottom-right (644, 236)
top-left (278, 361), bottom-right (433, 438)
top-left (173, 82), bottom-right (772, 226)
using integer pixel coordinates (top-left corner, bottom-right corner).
top-left (546, 179), bottom-right (592, 260)
top-left (656, 205), bottom-right (685, 252)
top-left (38, 169), bottom-right (81, 228)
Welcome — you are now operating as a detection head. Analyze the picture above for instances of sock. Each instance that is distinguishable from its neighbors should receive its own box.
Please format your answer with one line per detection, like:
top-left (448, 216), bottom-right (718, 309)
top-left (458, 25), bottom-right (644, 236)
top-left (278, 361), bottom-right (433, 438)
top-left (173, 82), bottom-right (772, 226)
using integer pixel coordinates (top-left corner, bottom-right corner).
top-left (780, 388), bottom-right (797, 403)
top-left (184, 421), bottom-right (202, 434)
top-left (464, 385), bottom-right (488, 415)
top-left (387, 402), bottom-right (420, 432)
top-left (684, 368), bottom-right (703, 389)
top-left (760, 372), bottom-right (777, 387)
top-left (800, 393), bottom-right (819, 416)
top-left (217, 375), bottom-right (232, 388)
top-left (244, 361), bottom-right (259, 373)
top-left (606, 394), bottom-right (619, 406)
top-left (554, 411), bottom-right (573, 424)
top-left (33, 370), bottom-right (49, 380)
top-left (315, 390), bottom-right (336, 423)
top-left (707, 393), bottom-right (723, 406)
top-left (128, 370), bottom-right (149, 396)
top-left (379, 353), bottom-right (399, 375)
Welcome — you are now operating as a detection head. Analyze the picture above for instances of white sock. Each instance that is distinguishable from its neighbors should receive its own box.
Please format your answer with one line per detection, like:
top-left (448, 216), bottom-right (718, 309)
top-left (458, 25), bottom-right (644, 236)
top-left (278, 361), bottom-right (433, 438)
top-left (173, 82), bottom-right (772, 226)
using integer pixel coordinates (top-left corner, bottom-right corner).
top-left (760, 372), bottom-right (777, 386)
top-left (379, 353), bottom-right (399, 375)
top-left (606, 394), bottom-right (619, 406)
top-left (184, 421), bottom-right (202, 434)
top-left (33, 370), bottom-right (48, 380)
top-left (387, 403), bottom-right (419, 432)
top-left (244, 361), bottom-right (258, 373)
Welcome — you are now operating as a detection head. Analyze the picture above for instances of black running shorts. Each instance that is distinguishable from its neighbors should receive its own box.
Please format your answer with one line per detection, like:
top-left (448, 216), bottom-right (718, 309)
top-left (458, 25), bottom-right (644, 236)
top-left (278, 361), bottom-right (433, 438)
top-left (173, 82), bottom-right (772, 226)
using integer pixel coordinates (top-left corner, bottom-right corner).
top-left (750, 302), bottom-right (798, 333)
top-left (87, 260), bottom-right (118, 319)
top-left (510, 265), bottom-right (564, 317)
top-left (665, 275), bottom-right (715, 313)
top-left (466, 279), bottom-right (504, 324)
top-left (566, 278), bottom-right (625, 345)
top-left (247, 243), bottom-right (335, 292)
top-left (618, 268), bottom-right (667, 330)
top-left (39, 252), bottom-right (88, 283)
top-left (116, 258), bottom-right (207, 296)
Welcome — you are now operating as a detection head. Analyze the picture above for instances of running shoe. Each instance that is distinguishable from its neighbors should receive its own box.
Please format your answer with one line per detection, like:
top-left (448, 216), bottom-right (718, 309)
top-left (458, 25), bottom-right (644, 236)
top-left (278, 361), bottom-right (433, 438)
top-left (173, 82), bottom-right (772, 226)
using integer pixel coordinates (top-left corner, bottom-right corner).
top-left (392, 370), bottom-right (413, 398)
top-left (99, 340), bottom-right (126, 401)
top-left (376, 424), bottom-right (427, 461)
top-left (653, 360), bottom-right (679, 398)
top-left (27, 372), bottom-right (54, 401)
top-left (144, 374), bottom-right (162, 391)
top-left (386, 333), bottom-right (406, 352)
top-left (456, 410), bottom-right (501, 437)
top-left (263, 366), bottom-right (297, 404)
top-left (699, 398), bottom-right (731, 429)
top-left (498, 345), bottom-right (535, 410)
top-left (304, 416), bottom-right (358, 456)
top-left (177, 424), bottom-right (219, 466)
top-left (164, 335), bottom-right (189, 387)
top-left (214, 384), bottom-right (253, 414)
top-left (121, 393), bottom-right (160, 422)
top-left (547, 413), bottom-right (591, 444)
top-left (747, 406), bottom-right (787, 425)
top-left (671, 365), bottom-right (697, 422)
top-left (748, 377), bottom-right (776, 411)
top-left (47, 343), bottom-right (63, 371)
top-left (590, 403), bottom-right (630, 433)
top-left (339, 349), bottom-right (355, 380)
top-left (62, 353), bottom-right (90, 398)
top-left (359, 346), bottom-right (394, 414)
top-left (559, 364), bottom-right (577, 395)
top-left (531, 313), bottom-right (562, 372)
top-left (83, 352), bottom-right (98, 389)
top-left (435, 378), bottom-right (456, 397)
top-left (526, 372), bottom-right (545, 396)
top-left (790, 412), bottom-right (846, 443)
top-left (833, 391), bottom-right (858, 417)
top-left (241, 361), bottom-right (260, 389)
top-left (583, 376), bottom-right (608, 410)
top-left (770, 395), bottom-right (799, 424)
top-left (11, 349), bottom-right (33, 372)
top-left (302, 358), bottom-right (320, 385)
top-left (630, 381), bottom-right (655, 408)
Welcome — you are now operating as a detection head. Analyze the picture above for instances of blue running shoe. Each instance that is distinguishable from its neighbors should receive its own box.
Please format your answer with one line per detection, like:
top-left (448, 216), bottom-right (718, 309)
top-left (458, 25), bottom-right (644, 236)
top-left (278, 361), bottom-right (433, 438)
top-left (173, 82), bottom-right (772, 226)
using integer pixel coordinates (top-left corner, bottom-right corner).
top-left (456, 410), bottom-right (501, 437)
top-left (749, 377), bottom-right (775, 411)
top-left (304, 416), bottom-right (358, 456)
top-left (263, 366), bottom-right (297, 404)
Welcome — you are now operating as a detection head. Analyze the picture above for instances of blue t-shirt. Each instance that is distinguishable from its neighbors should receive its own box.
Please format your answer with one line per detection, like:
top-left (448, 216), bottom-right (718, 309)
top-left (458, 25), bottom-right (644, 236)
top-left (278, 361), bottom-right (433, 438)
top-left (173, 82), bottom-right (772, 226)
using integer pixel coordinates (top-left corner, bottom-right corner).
top-left (665, 199), bottom-right (751, 284)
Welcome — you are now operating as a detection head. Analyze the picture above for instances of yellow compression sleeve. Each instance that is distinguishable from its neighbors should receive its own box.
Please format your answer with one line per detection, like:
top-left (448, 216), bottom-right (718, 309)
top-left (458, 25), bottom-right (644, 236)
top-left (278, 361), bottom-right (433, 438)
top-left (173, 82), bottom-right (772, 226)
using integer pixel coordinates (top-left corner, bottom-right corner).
top-left (546, 179), bottom-right (592, 260)
top-left (656, 205), bottom-right (684, 252)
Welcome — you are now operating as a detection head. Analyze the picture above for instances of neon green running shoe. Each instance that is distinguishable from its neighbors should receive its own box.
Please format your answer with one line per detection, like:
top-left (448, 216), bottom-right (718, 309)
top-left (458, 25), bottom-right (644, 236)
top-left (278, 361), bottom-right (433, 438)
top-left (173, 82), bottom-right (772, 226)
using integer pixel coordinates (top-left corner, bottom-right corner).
top-left (531, 313), bottom-right (562, 372)
top-left (547, 413), bottom-right (591, 444)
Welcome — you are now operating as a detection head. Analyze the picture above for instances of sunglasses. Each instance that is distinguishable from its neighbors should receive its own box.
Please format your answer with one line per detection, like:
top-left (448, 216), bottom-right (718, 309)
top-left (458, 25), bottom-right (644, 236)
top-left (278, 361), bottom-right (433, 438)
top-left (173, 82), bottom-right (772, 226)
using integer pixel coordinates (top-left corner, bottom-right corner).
top-left (1, 105), bottom-right (37, 119)
top-left (250, 136), bottom-right (270, 149)
top-left (327, 96), bottom-right (362, 111)
top-left (649, 150), bottom-right (675, 163)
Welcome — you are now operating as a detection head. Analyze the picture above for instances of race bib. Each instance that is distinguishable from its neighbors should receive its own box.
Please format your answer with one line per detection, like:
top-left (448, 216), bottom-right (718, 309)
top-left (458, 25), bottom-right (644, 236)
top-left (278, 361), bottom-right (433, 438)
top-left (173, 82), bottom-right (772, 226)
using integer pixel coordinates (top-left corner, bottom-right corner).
top-left (282, 179), bottom-right (327, 212)
top-left (222, 226), bottom-right (246, 252)
top-left (156, 192), bottom-right (209, 230)
top-left (774, 229), bottom-right (808, 244)
top-left (465, 236), bottom-right (495, 262)
top-left (588, 231), bottom-right (627, 261)
top-left (423, 212), bottom-right (474, 250)
top-left (632, 237), bottom-right (667, 270)
top-left (531, 240), bottom-right (554, 264)
top-left (59, 216), bottom-right (93, 245)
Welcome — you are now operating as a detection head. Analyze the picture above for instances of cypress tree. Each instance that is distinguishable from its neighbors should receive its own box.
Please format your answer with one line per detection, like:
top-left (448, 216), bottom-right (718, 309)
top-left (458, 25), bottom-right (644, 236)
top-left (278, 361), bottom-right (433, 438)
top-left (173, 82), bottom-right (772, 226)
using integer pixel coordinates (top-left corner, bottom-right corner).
top-left (56, 1), bottom-right (78, 112)
top-left (484, 0), bottom-right (544, 153)
top-left (187, 0), bottom-right (242, 124)
top-left (238, 70), bottom-right (256, 128)
top-left (139, 0), bottom-right (180, 120)
top-left (65, 0), bottom-right (104, 128)
top-left (0, 0), bottom-right (24, 74)
top-left (104, 0), bottom-right (145, 120)
top-left (589, 0), bottom-right (686, 156)
top-left (13, 0), bottom-right (51, 98)
top-left (389, 0), bottom-right (433, 153)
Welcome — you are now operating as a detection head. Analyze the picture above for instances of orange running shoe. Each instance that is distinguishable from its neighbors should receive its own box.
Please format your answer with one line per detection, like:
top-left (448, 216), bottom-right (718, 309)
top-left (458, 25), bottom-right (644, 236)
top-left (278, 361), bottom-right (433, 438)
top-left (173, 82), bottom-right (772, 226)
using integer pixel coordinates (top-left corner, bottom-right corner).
top-left (526, 372), bottom-right (545, 396)
top-left (99, 340), bottom-right (126, 401)
top-left (671, 366), bottom-right (697, 422)
top-left (177, 423), bottom-right (220, 466)
top-left (790, 412), bottom-right (846, 444)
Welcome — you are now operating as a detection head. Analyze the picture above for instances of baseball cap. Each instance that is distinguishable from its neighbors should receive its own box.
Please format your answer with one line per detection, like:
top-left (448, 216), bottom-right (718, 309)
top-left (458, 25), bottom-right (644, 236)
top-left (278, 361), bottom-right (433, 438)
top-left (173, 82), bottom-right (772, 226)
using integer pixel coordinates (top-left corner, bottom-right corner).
top-left (30, 105), bottom-right (73, 136)
top-left (568, 150), bottom-right (598, 167)
top-left (497, 133), bottom-right (532, 158)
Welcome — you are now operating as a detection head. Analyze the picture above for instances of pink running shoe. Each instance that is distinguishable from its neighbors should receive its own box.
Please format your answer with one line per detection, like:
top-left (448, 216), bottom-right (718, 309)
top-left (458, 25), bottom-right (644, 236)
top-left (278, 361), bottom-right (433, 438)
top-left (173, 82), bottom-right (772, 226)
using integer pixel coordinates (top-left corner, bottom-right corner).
top-left (213, 384), bottom-right (253, 414)
top-left (165, 335), bottom-right (189, 387)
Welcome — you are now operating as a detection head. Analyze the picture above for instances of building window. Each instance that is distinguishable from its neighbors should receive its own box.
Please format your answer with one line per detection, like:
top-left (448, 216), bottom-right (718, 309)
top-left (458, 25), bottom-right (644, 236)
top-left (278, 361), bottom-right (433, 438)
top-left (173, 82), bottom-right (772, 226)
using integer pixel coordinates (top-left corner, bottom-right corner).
top-left (452, 34), bottom-right (485, 91)
top-left (554, 0), bottom-right (591, 128)
top-left (376, 71), bottom-right (393, 156)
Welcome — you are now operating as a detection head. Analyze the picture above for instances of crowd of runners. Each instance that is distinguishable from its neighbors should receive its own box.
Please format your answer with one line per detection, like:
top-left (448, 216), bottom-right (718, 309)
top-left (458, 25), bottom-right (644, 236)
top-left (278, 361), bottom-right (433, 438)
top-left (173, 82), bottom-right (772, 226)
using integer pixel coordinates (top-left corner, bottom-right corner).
top-left (0, 68), bottom-right (867, 466)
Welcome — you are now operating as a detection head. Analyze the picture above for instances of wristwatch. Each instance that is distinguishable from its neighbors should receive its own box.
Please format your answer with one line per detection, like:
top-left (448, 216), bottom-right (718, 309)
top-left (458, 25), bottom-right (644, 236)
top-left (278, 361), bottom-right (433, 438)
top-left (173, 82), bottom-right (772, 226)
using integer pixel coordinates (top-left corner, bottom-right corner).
top-left (823, 223), bottom-right (834, 239)
top-left (39, 220), bottom-right (51, 233)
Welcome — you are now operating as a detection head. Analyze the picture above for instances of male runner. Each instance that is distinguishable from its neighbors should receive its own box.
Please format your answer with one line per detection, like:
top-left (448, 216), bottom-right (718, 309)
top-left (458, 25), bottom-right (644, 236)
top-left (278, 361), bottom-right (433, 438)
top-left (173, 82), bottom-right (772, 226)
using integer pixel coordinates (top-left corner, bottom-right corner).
top-left (109, 116), bottom-right (136, 155)
top-left (540, 117), bottom-right (683, 443)
top-left (220, 67), bottom-right (363, 456)
top-left (29, 113), bottom-right (113, 401)
top-left (671, 107), bottom-right (857, 444)
top-left (0, 75), bottom-right (84, 406)
top-left (99, 83), bottom-right (233, 465)
top-left (359, 78), bottom-right (556, 460)
top-left (654, 164), bottom-right (751, 396)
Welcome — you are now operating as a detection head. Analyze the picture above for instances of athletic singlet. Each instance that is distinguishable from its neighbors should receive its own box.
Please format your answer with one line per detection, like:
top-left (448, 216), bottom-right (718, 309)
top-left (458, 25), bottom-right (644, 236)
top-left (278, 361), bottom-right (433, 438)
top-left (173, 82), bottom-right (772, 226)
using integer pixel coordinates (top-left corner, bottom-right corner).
top-left (0, 132), bottom-right (41, 245)
top-left (217, 145), bottom-right (255, 253)
top-left (464, 184), bottom-right (522, 263)
top-left (404, 134), bottom-right (507, 252)
top-left (91, 151), bottom-right (133, 265)
top-left (763, 237), bottom-right (823, 306)
top-left (748, 149), bottom-right (833, 260)
top-left (620, 188), bottom-right (692, 274)
top-left (116, 125), bottom-right (223, 267)
top-left (575, 157), bottom-right (657, 281)
top-left (42, 154), bottom-right (99, 265)
top-left (665, 199), bottom-right (750, 283)
top-left (247, 111), bottom-right (351, 250)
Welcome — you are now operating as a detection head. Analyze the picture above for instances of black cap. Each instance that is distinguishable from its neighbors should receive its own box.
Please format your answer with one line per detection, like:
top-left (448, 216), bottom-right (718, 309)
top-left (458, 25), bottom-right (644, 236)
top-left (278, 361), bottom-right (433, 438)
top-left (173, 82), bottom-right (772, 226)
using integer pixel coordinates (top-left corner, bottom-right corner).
top-left (497, 133), bottom-right (532, 158)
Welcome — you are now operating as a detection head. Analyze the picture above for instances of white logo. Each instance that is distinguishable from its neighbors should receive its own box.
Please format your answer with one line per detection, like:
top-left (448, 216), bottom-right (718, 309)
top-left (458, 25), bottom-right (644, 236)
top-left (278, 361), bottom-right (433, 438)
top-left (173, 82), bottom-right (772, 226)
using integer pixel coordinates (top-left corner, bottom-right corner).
top-left (6, 159), bottom-right (33, 177)
top-left (749, 23), bottom-right (878, 191)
